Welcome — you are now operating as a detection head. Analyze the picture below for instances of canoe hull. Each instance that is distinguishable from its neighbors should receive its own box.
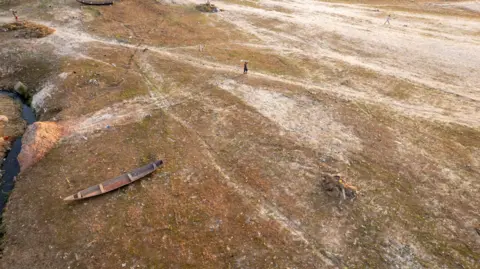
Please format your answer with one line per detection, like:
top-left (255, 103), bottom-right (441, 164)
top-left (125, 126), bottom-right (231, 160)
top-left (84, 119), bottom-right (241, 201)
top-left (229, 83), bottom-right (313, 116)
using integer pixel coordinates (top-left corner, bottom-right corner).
top-left (76, 0), bottom-right (114, 5)
top-left (64, 160), bottom-right (163, 201)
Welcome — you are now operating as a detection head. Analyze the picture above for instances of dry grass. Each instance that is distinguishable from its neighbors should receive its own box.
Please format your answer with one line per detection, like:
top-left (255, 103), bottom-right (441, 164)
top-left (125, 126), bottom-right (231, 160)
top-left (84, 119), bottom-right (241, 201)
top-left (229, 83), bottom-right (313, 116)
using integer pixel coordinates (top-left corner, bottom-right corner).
top-left (3, 47), bottom-right (480, 268)
top-left (383, 4), bottom-right (480, 19)
top-left (384, 81), bottom-right (413, 100)
top-left (311, 0), bottom-right (480, 18)
top-left (1, 109), bottom-right (321, 268)
top-left (330, 100), bottom-right (480, 268)
top-left (222, 0), bottom-right (260, 9)
top-left (249, 16), bottom-right (286, 33)
top-left (1, 0), bottom-right (479, 268)
top-left (83, 0), bottom-right (252, 47)
top-left (0, 21), bottom-right (55, 38)
top-left (178, 43), bottom-right (327, 79)
top-left (0, 47), bottom-right (59, 96)
top-left (43, 46), bottom-right (151, 119)
top-left (267, 5), bottom-right (294, 14)
top-left (195, 3), bottom-right (219, 13)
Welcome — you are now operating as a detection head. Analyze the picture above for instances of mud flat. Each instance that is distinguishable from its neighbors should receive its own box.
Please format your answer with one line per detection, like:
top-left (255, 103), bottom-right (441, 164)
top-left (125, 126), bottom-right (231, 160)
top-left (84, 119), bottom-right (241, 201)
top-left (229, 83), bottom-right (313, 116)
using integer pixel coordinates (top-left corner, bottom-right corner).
top-left (0, 0), bottom-right (479, 268)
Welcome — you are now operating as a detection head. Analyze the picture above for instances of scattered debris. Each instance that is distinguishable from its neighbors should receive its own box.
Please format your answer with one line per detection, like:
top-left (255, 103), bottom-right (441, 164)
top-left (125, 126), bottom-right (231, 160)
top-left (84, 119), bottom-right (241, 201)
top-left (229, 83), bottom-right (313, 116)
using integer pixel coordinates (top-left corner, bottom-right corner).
top-left (14, 82), bottom-right (28, 96)
top-left (196, 2), bottom-right (220, 13)
top-left (88, 79), bottom-right (99, 85)
top-left (322, 174), bottom-right (357, 200)
top-left (340, 79), bottom-right (351, 86)
top-left (0, 21), bottom-right (55, 38)
top-left (63, 160), bottom-right (163, 201)
top-left (381, 239), bottom-right (422, 268)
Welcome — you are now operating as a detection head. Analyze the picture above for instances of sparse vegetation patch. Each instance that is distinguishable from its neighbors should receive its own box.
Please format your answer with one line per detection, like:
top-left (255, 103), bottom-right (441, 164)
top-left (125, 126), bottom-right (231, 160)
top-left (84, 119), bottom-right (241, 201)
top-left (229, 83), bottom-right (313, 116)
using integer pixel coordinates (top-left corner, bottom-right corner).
top-left (0, 21), bottom-right (54, 38)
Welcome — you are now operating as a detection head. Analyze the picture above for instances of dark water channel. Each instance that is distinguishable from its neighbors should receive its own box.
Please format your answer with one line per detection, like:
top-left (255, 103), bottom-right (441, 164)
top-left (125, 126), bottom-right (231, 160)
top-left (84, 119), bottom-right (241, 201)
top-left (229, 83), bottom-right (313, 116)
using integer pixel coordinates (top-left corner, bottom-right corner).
top-left (0, 90), bottom-right (36, 217)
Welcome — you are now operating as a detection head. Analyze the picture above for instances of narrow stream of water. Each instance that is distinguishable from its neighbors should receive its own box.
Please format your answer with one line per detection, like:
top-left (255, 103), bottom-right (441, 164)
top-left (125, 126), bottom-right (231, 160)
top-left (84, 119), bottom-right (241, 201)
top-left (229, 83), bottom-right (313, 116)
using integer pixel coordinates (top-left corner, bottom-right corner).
top-left (0, 90), bottom-right (36, 216)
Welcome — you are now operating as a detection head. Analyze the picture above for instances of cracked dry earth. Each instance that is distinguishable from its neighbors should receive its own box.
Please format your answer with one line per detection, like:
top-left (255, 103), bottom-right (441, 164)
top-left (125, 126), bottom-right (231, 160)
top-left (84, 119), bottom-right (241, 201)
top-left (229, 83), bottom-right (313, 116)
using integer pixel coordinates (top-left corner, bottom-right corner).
top-left (0, 0), bottom-right (479, 268)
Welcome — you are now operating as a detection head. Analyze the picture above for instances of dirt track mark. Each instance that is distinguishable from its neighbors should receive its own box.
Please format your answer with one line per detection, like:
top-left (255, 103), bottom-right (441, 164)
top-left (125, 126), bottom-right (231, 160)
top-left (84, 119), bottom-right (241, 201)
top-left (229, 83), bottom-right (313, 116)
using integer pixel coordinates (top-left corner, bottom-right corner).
top-left (132, 57), bottom-right (337, 266)
top-left (5, 10), bottom-right (477, 126)
top-left (216, 0), bottom-right (480, 94)
top-left (36, 19), bottom-right (479, 127)
top-left (216, 78), bottom-right (362, 162)
top-left (6, 13), bottom-right (474, 137)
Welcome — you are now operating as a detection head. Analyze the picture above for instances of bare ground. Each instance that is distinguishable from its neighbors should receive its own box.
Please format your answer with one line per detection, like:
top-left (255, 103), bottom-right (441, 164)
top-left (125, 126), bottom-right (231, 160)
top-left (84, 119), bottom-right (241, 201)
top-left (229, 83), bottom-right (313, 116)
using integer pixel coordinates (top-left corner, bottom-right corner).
top-left (0, 0), bottom-right (479, 268)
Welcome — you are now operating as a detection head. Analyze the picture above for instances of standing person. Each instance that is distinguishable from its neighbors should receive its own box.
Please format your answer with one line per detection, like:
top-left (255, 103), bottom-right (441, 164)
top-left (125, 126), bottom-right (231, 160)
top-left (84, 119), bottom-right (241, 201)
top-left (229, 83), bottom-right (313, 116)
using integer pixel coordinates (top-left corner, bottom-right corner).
top-left (243, 61), bottom-right (248, 74)
top-left (384, 14), bottom-right (391, 25)
top-left (10, 9), bottom-right (18, 21)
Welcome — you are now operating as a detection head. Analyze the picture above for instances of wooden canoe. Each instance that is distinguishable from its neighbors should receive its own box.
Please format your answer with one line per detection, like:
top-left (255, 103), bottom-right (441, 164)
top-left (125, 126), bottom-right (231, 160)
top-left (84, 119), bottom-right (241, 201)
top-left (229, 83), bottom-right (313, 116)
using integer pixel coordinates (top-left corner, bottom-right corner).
top-left (76, 0), bottom-right (114, 5)
top-left (64, 160), bottom-right (163, 201)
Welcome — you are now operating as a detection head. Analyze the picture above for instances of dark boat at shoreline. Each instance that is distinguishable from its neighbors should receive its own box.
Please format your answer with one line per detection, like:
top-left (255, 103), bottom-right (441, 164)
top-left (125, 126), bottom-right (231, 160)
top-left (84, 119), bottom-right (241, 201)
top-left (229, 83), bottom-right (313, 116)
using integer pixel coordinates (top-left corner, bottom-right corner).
top-left (76, 0), bottom-right (114, 5)
top-left (64, 160), bottom-right (163, 201)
